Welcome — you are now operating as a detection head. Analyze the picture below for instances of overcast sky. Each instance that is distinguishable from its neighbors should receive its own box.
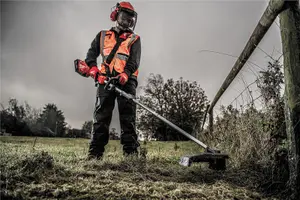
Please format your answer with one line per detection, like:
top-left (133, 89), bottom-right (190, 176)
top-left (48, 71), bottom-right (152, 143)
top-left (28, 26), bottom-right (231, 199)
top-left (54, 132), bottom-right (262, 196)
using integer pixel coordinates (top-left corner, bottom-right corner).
top-left (1, 0), bottom-right (283, 131)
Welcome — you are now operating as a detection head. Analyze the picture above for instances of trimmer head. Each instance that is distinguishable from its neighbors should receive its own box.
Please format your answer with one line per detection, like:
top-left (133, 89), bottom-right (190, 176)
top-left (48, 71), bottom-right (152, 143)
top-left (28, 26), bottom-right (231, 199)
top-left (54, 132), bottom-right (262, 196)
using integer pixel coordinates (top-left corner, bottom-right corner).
top-left (179, 149), bottom-right (229, 170)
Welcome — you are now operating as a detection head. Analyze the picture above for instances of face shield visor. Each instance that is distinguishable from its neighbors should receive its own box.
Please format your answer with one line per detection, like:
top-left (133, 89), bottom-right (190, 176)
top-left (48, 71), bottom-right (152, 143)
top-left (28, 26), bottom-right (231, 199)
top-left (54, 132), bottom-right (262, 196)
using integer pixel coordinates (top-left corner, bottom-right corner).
top-left (116, 9), bottom-right (137, 31)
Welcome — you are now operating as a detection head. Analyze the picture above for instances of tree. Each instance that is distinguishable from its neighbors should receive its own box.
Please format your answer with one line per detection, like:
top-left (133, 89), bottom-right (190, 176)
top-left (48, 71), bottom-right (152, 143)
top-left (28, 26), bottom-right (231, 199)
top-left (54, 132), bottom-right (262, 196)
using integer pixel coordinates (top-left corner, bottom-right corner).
top-left (137, 74), bottom-right (208, 141)
top-left (38, 103), bottom-right (67, 137)
top-left (1, 109), bottom-right (18, 134)
top-left (23, 101), bottom-right (42, 135)
top-left (66, 128), bottom-right (84, 138)
top-left (0, 98), bottom-right (32, 136)
top-left (257, 60), bottom-right (286, 142)
top-left (7, 98), bottom-right (25, 121)
top-left (82, 120), bottom-right (93, 137)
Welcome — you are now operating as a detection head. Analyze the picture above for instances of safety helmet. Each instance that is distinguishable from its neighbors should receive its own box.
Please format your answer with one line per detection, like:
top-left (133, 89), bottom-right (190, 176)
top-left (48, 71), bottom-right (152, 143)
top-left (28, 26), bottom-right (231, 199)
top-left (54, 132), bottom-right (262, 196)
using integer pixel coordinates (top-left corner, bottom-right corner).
top-left (110, 2), bottom-right (138, 31)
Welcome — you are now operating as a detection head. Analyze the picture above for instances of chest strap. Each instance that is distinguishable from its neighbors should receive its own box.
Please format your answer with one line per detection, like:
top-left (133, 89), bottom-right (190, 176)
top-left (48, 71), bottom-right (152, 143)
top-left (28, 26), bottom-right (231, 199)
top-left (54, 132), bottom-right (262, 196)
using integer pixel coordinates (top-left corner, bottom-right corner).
top-left (100, 31), bottom-right (130, 77)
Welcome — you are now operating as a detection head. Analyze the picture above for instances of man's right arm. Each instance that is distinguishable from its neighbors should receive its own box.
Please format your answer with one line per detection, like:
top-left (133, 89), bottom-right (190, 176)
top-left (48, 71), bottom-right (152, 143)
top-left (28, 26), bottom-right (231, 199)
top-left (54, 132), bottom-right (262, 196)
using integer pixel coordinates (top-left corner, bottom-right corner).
top-left (85, 32), bottom-right (101, 67)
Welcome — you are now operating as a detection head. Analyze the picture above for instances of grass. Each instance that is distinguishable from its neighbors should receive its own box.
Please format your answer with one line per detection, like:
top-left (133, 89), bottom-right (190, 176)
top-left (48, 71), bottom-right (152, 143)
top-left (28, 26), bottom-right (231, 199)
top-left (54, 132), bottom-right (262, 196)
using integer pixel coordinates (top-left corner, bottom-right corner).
top-left (0, 136), bottom-right (284, 200)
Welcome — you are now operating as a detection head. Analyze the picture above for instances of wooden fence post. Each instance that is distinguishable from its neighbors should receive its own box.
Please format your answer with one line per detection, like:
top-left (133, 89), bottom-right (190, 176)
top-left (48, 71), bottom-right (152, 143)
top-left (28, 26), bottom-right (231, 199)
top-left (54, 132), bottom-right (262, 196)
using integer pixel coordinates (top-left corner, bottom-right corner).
top-left (279, 1), bottom-right (300, 199)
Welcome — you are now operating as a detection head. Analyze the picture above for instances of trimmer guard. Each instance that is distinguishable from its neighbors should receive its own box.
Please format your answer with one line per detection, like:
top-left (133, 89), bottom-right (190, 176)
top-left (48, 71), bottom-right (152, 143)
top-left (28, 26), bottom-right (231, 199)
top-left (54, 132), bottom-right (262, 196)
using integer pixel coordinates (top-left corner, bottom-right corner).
top-left (179, 153), bottom-right (229, 170)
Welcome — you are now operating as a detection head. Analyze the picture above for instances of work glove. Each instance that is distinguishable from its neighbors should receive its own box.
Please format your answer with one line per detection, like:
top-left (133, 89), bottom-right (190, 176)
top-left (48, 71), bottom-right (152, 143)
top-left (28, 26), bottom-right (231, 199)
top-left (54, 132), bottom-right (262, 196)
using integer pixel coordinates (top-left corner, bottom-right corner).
top-left (77, 60), bottom-right (90, 77)
top-left (97, 75), bottom-right (107, 85)
top-left (117, 73), bottom-right (129, 85)
top-left (88, 66), bottom-right (99, 80)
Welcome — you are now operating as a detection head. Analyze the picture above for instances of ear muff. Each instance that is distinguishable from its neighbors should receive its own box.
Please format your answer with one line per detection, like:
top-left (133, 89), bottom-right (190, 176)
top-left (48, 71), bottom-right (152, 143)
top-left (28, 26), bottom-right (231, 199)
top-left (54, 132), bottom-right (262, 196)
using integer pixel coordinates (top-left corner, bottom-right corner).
top-left (110, 3), bottom-right (120, 21)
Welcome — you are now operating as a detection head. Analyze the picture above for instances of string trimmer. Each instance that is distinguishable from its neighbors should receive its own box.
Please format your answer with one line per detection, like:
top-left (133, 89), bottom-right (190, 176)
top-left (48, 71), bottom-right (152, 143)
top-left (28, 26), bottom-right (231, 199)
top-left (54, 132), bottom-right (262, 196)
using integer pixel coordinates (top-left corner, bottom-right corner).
top-left (103, 77), bottom-right (229, 170)
top-left (74, 58), bottom-right (229, 170)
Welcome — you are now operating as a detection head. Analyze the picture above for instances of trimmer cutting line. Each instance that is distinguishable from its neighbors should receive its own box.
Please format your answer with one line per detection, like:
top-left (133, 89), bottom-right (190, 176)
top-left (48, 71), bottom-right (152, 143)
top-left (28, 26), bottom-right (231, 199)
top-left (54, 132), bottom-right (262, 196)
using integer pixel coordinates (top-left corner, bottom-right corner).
top-left (103, 77), bottom-right (229, 170)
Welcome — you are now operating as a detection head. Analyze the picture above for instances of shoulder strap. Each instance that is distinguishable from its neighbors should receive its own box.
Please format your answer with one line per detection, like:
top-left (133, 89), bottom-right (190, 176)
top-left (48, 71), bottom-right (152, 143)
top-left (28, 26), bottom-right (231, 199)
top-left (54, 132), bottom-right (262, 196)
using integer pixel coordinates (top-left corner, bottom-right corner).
top-left (99, 31), bottom-right (131, 77)
top-left (105, 32), bottom-right (130, 65)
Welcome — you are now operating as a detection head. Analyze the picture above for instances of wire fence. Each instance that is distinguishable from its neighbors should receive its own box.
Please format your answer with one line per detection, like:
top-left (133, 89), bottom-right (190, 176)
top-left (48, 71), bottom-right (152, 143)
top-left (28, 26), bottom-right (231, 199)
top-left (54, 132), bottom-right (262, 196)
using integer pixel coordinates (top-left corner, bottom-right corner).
top-left (195, 25), bottom-right (293, 166)
top-left (208, 27), bottom-right (285, 125)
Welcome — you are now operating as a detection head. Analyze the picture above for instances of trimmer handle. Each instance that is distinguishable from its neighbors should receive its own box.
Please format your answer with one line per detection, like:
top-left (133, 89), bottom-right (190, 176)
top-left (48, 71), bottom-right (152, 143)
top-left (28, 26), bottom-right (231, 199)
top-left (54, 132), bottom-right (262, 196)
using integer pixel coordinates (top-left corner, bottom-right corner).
top-left (104, 77), bottom-right (120, 91)
top-left (94, 75), bottom-right (119, 88)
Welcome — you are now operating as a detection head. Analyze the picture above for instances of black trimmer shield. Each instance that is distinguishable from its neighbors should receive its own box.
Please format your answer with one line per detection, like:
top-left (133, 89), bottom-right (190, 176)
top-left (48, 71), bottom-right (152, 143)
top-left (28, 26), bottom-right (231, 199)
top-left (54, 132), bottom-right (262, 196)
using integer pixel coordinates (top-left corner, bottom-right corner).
top-left (179, 151), bottom-right (229, 170)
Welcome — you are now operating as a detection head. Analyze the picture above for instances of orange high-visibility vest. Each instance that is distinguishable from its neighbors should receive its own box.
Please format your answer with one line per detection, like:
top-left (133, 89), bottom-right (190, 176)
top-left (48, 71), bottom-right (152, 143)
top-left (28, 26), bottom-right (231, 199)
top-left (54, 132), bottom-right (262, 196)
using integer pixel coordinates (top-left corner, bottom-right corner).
top-left (99, 30), bottom-right (139, 77)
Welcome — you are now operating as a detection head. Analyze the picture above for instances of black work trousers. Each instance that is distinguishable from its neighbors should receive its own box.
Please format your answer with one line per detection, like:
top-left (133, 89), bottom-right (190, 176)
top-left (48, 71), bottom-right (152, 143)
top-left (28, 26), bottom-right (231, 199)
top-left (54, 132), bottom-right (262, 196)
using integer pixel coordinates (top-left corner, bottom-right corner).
top-left (89, 79), bottom-right (139, 158)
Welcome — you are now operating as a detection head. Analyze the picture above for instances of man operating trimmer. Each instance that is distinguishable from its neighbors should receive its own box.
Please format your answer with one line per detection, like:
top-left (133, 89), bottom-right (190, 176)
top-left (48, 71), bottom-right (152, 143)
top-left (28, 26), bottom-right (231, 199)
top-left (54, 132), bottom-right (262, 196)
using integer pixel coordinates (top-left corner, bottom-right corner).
top-left (74, 1), bottom-right (141, 159)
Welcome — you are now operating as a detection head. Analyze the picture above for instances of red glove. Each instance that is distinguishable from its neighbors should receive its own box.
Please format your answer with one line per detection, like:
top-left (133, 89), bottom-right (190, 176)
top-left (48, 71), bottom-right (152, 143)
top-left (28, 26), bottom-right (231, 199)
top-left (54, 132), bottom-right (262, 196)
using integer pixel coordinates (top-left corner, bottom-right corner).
top-left (88, 66), bottom-right (99, 80)
top-left (117, 73), bottom-right (129, 85)
top-left (97, 75), bottom-right (107, 85)
top-left (77, 60), bottom-right (90, 76)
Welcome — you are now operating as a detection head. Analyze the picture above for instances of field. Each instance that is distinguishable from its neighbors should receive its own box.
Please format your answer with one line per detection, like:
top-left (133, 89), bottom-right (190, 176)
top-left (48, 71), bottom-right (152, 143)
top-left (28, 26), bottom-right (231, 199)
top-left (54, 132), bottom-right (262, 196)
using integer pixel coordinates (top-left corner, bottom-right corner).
top-left (0, 136), bottom-right (282, 200)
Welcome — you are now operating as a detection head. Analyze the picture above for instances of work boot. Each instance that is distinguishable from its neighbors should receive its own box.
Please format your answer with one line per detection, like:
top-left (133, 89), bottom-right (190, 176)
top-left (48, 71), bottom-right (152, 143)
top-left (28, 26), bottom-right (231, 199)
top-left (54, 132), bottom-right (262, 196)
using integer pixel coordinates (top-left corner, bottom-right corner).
top-left (123, 146), bottom-right (139, 157)
top-left (88, 146), bottom-right (104, 160)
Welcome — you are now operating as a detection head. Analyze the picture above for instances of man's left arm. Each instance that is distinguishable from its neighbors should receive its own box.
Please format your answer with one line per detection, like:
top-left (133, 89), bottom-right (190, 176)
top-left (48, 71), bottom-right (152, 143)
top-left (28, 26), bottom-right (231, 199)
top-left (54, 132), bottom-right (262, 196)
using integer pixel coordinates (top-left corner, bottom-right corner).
top-left (123, 37), bottom-right (141, 77)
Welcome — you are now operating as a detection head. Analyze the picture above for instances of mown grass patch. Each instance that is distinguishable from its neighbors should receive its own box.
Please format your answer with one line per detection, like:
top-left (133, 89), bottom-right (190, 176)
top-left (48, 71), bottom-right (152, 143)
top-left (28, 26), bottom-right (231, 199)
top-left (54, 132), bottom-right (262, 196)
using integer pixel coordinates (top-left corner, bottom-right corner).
top-left (0, 136), bottom-right (286, 199)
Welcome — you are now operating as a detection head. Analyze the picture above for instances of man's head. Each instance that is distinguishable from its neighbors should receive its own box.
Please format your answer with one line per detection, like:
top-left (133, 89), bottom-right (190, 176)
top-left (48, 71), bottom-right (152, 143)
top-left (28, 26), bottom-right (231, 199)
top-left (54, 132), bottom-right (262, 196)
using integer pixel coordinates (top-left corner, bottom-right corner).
top-left (110, 2), bottom-right (137, 31)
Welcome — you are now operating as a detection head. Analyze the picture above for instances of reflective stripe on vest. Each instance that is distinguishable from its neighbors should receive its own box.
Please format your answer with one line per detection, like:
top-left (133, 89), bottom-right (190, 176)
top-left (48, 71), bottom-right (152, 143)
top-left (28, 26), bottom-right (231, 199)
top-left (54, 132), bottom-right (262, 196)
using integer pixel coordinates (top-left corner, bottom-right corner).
top-left (99, 30), bottom-right (139, 77)
top-left (116, 53), bottom-right (129, 61)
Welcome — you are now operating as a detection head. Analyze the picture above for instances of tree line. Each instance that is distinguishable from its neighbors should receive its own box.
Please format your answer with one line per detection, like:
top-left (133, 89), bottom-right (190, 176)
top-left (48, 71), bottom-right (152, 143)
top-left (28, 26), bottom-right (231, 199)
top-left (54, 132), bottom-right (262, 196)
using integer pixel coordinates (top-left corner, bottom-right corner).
top-left (0, 74), bottom-right (209, 141)
top-left (1, 100), bottom-right (77, 137)
top-left (0, 100), bottom-right (122, 139)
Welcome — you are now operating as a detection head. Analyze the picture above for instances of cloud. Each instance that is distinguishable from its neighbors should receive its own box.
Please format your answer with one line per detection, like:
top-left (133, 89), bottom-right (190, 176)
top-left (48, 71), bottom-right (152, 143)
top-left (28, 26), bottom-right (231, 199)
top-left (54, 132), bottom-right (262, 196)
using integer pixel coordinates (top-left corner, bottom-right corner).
top-left (1, 0), bottom-right (282, 131)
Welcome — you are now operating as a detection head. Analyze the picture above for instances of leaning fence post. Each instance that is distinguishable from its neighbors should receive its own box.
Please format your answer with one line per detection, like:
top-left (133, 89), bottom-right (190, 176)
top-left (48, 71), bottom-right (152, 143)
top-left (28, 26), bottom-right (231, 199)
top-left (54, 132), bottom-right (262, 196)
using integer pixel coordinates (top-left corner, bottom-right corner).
top-left (207, 0), bottom-right (287, 116)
